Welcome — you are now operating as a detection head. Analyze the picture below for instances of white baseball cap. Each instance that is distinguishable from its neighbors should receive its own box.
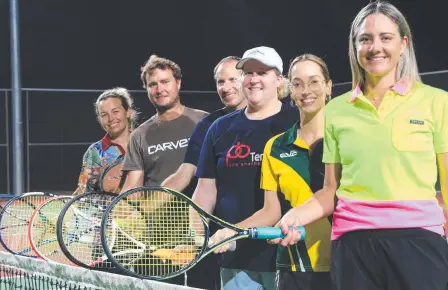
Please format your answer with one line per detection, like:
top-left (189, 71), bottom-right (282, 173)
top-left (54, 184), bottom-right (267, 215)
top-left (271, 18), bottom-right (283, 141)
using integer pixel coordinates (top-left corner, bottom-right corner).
top-left (236, 46), bottom-right (283, 73)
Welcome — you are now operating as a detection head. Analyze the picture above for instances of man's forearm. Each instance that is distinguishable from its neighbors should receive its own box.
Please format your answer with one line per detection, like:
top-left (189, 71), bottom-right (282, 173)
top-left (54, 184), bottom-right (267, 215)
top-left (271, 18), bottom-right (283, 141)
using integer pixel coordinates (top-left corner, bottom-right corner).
top-left (161, 163), bottom-right (196, 192)
top-left (120, 170), bottom-right (144, 194)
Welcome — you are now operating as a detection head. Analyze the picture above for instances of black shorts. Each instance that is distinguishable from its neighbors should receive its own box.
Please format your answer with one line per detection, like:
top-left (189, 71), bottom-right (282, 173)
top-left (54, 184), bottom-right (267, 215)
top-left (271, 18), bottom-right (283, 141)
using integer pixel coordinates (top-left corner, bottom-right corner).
top-left (275, 271), bottom-right (332, 290)
top-left (331, 228), bottom-right (448, 290)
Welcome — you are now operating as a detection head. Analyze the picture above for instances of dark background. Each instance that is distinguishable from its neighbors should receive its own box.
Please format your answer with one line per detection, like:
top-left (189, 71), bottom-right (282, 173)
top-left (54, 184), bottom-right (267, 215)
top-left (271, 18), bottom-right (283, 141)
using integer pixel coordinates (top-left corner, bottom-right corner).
top-left (0, 0), bottom-right (447, 193)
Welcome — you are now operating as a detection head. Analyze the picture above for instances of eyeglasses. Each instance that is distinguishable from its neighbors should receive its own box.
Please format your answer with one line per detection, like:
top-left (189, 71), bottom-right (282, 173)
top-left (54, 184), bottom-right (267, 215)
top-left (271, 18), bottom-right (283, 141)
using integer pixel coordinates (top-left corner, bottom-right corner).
top-left (290, 79), bottom-right (326, 93)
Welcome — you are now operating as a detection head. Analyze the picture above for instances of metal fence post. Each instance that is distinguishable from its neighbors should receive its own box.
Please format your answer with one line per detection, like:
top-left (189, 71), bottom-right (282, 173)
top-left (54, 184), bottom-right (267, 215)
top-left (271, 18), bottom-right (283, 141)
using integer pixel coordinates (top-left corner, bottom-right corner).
top-left (10, 0), bottom-right (24, 196)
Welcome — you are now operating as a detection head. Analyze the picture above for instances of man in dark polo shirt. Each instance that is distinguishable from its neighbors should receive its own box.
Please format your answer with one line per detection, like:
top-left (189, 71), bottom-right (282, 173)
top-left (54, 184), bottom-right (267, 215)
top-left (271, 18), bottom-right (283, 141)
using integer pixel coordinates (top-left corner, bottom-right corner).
top-left (162, 56), bottom-right (247, 192)
top-left (160, 56), bottom-right (247, 290)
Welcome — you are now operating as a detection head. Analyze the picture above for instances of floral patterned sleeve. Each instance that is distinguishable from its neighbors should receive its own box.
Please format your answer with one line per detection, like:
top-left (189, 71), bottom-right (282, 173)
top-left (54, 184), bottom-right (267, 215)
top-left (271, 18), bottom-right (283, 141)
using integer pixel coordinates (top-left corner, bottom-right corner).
top-left (74, 144), bottom-right (103, 195)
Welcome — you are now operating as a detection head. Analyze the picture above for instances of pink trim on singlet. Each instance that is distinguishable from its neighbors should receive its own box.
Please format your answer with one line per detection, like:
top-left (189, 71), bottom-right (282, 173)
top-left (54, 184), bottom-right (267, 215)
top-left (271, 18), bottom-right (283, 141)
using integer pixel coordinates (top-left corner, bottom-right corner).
top-left (331, 196), bottom-right (446, 240)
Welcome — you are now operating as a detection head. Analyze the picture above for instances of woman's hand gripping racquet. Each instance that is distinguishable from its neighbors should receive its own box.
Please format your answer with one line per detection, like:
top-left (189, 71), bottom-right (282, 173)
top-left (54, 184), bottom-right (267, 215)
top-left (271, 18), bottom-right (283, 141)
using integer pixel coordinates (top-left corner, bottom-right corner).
top-left (100, 186), bottom-right (306, 280)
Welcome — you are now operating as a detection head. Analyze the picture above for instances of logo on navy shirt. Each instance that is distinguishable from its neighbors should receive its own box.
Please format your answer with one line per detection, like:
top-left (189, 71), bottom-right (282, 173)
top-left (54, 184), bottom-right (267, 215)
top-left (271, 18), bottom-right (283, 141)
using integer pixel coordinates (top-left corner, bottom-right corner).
top-left (226, 142), bottom-right (263, 167)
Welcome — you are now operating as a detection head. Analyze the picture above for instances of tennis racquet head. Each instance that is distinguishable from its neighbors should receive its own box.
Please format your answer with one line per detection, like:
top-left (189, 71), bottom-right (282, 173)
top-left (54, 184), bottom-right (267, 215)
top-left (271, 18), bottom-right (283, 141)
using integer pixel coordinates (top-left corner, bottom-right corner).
top-left (57, 191), bottom-right (120, 271)
top-left (0, 192), bottom-right (54, 256)
top-left (28, 195), bottom-right (74, 264)
top-left (98, 156), bottom-right (124, 193)
top-left (100, 186), bottom-right (306, 280)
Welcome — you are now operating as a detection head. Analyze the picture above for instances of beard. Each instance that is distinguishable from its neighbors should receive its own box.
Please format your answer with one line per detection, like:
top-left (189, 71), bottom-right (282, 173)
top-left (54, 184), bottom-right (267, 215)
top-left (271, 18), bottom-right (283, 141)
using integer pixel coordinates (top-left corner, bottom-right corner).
top-left (151, 95), bottom-right (180, 113)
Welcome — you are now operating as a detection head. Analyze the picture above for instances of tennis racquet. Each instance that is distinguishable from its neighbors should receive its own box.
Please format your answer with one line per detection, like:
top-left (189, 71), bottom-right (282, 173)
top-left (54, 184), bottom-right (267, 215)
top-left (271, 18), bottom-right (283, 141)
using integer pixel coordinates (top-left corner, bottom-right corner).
top-left (98, 156), bottom-right (125, 193)
top-left (28, 195), bottom-right (74, 264)
top-left (100, 186), bottom-right (306, 280)
top-left (57, 191), bottom-right (121, 271)
top-left (0, 192), bottom-right (54, 256)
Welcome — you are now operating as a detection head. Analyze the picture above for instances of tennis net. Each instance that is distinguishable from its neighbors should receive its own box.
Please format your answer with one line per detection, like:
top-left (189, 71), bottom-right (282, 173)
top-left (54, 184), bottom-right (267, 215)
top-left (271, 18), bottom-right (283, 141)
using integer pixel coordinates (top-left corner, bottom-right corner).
top-left (0, 251), bottom-right (203, 290)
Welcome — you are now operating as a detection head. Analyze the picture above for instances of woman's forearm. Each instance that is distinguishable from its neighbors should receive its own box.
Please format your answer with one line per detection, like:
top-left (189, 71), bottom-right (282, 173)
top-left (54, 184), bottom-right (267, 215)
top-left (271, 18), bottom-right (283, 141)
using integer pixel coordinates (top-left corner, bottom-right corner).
top-left (237, 207), bottom-right (281, 229)
top-left (291, 187), bottom-right (336, 226)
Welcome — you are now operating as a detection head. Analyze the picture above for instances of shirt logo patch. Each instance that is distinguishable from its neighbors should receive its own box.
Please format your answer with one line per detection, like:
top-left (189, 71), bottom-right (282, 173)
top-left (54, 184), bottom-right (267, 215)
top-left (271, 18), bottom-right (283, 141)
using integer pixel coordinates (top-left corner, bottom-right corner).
top-left (226, 142), bottom-right (262, 167)
top-left (409, 119), bottom-right (424, 125)
top-left (147, 138), bottom-right (189, 155)
top-left (279, 150), bottom-right (298, 158)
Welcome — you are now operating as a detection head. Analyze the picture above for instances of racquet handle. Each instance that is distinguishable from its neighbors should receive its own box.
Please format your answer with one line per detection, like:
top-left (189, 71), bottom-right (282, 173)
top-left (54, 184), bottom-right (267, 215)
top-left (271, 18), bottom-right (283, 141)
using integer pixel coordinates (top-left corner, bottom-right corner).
top-left (227, 226), bottom-right (306, 252)
top-left (253, 226), bottom-right (306, 240)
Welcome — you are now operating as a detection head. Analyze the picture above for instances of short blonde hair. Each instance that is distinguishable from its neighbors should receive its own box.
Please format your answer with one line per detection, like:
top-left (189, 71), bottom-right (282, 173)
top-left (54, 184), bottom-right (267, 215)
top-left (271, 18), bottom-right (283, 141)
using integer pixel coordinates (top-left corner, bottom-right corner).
top-left (348, 1), bottom-right (421, 88)
top-left (276, 74), bottom-right (290, 100)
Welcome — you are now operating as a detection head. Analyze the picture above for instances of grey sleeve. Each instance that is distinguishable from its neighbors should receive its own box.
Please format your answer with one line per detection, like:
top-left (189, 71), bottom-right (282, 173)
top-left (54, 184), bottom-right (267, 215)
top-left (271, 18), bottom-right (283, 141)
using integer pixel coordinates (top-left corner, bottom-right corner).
top-left (123, 131), bottom-right (144, 171)
top-left (184, 107), bottom-right (209, 123)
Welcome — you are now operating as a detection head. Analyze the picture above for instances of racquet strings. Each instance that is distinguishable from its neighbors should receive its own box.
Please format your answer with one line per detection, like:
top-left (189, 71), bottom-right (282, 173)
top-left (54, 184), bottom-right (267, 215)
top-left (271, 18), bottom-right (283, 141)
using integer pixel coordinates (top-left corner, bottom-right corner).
top-left (105, 188), bottom-right (205, 278)
top-left (0, 194), bottom-right (51, 256)
top-left (102, 193), bottom-right (147, 267)
top-left (29, 196), bottom-right (74, 264)
top-left (59, 192), bottom-right (116, 268)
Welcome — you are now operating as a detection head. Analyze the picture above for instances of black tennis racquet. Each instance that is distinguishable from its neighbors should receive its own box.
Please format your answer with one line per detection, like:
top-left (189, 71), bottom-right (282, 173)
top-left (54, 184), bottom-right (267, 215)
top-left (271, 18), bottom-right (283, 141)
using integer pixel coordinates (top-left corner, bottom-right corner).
top-left (100, 186), bottom-right (306, 280)
top-left (57, 191), bottom-right (120, 270)
top-left (0, 192), bottom-right (54, 257)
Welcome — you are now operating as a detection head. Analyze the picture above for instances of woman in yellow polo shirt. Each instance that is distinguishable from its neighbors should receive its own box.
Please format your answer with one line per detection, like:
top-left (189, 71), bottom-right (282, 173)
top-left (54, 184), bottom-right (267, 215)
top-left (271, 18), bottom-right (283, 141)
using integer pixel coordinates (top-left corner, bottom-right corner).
top-left (274, 2), bottom-right (448, 290)
top-left (210, 53), bottom-right (333, 290)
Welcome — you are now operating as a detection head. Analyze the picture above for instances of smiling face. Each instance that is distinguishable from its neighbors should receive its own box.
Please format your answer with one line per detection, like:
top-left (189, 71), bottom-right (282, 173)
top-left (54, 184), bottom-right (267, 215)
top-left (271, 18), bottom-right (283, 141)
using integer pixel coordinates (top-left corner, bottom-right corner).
top-left (145, 68), bottom-right (181, 112)
top-left (356, 13), bottom-right (408, 82)
top-left (215, 60), bottom-right (246, 110)
top-left (289, 60), bottom-right (331, 115)
top-left (241, 60), bottom-right (281, 107)
top-left (97, 97), bottom-right (131, 138)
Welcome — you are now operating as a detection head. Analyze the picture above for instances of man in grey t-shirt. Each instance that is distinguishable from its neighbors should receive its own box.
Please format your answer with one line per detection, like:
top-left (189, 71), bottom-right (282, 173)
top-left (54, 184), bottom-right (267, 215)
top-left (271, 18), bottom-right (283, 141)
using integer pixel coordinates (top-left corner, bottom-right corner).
top-left (121, 54), bottom-right (208, 192)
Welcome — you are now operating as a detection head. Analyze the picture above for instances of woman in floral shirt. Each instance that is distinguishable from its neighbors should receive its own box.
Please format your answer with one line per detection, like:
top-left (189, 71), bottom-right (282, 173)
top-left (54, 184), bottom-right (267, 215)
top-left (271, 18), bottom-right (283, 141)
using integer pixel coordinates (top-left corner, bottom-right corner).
top-left (74, 87), bottom-right (138, 194)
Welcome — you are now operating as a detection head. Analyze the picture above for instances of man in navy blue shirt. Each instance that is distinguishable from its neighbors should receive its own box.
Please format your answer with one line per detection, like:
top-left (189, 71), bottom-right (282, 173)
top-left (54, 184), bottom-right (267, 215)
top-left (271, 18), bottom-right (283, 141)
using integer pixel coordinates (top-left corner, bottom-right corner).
top-left (161, 56), bottom-right (247, 192)
top-left (192, 46), bottom-right (299, 290)
top-left (161, 56), bottom-right (247, 290)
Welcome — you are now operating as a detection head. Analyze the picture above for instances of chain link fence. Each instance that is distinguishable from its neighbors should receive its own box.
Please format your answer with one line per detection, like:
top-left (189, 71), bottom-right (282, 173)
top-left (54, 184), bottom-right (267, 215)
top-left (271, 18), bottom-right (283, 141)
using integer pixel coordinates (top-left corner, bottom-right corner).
top-left (0, 70), bottom-right (447, 194)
